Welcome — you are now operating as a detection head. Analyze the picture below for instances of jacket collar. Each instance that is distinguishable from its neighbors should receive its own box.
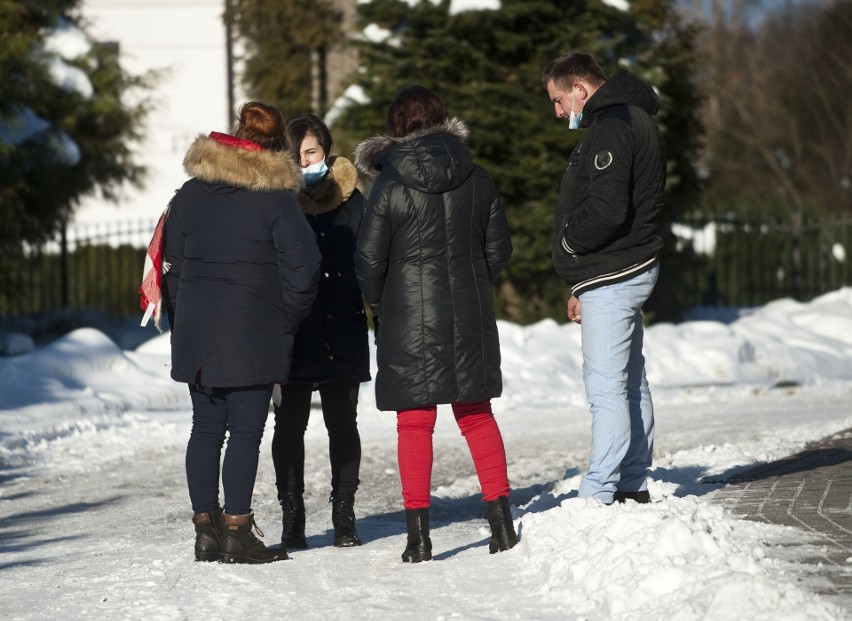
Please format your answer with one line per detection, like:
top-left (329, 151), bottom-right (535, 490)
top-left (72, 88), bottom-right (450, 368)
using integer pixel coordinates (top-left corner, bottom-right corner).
top-left (183, 132), bottom-right (303, 192)
top-left (298, 156), bottom-right (359, 215)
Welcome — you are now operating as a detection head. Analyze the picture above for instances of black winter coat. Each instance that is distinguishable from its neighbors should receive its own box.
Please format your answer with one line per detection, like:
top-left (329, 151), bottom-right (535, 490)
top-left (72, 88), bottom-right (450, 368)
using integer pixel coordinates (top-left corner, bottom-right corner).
top-left (162, 132), bottom-right (321, 388)
top-left (288, 156), bottom-right (370, 385)
top-left (354, 119), bottom-right (512, 411)
top-left (552, 70), bottom-right (666, 296)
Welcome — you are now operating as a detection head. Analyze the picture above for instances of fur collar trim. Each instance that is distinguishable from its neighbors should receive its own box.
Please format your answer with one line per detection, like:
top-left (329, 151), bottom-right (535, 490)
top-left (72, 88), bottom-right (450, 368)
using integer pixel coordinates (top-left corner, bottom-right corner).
top-left (183, 133), bottom-right (303, 192)
top-left (354, 117), bottom-right (469, 179)
top-left (298, 156), bottom-right (359, 215)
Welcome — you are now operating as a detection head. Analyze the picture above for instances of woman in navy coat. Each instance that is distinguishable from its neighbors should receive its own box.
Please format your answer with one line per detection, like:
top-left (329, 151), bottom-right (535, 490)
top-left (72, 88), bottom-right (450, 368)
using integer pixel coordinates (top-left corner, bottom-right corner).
top-left (162, 101), bottom-right (321, 564)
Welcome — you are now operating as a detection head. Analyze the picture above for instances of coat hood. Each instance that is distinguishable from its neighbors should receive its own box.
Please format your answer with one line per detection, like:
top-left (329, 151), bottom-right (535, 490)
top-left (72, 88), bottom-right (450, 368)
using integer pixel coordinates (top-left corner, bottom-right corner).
top-left (581, 70), bottom-right (660, 127)
top-left (298, 155), bottom-right (359, 215)
top-left (354, 117), bottom-right (474, 194)
top-left (183, 132), bottom-right (303, 193)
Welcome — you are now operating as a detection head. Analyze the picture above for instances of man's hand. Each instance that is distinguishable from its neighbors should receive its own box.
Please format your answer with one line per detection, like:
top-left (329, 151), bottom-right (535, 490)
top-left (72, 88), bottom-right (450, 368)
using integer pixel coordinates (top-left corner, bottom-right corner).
top-left (567, 296), bottom-right (581, 324)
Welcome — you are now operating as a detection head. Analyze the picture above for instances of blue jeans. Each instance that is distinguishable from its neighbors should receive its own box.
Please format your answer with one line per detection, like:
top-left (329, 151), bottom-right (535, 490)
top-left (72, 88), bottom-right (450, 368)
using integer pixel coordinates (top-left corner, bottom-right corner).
top-left (186, 383), bottom-right (273, 515)
top-left (576, 265), bottom-right (658, 503)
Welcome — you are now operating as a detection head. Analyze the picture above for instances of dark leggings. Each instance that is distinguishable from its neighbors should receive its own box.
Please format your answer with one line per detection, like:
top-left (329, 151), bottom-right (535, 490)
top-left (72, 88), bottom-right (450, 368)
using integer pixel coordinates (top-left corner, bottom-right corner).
top-left (271, 380), bottom-right (362, 499)
top-left (186, 383), bottom-right (273, 515)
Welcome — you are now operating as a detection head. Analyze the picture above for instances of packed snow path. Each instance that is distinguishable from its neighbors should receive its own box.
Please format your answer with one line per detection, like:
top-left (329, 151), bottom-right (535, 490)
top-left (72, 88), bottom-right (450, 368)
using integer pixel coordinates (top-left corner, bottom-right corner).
top-left (3, 387), bottom-right (852, 619)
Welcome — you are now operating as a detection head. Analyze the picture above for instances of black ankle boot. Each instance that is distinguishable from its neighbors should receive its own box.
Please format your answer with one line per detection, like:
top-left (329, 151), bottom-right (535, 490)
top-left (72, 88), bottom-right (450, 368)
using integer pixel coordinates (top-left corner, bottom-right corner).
top-left (486, 496), bottom-right (517, 554)
top-left (401, 508), bottom-right (432, 563)
top-left (219, 513), bottom-right (288, 564)
top-left (281, 494), bottom-right (307, 549)
top-left (331, 492), bottom-right (362, 547)
top-left (613, 490), bottom-right (651, 504)
top-left (192, 508), bottom-right (223, 562)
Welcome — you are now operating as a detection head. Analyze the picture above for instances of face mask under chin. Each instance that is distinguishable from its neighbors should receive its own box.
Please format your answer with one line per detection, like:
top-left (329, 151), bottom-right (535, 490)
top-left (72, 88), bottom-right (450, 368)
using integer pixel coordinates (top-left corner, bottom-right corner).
top-left (568, 110), bottom-right (583, 130)
top-left (302, 160), bottom-right (329, 185)
top-left (568, 90), bottom-right (582, 130)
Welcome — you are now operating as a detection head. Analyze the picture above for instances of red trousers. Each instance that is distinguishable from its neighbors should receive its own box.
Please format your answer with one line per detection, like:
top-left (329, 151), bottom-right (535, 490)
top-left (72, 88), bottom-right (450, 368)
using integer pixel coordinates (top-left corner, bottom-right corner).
top-left (396, 400), bottom-right (510, 509)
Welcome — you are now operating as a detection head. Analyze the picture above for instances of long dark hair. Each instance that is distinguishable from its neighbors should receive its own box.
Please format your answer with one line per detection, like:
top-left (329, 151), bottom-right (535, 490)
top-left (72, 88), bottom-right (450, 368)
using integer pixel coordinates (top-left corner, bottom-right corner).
top-left (385, 85), bottom-right (449, 138)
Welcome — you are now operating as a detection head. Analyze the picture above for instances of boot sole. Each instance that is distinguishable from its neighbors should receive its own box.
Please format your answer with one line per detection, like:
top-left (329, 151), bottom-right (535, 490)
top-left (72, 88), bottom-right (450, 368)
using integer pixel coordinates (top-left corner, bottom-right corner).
top-left (219, 553), bottom-right (288, 564)
top-left (489, 540), bottom-right (518, 554)
top-left (195, 552), bottom-right (220, 562)
top-left (401, 550), bottom-right (432, 563)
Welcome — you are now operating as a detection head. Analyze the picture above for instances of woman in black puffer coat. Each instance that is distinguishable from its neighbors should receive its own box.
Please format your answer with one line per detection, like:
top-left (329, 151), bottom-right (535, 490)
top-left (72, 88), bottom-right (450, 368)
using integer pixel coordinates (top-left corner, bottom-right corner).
top-left (354, 85), bottom-right (517, 563)
top-left (271, 114), bottom-right (370, 551)
top-left (162, 101), bottom-right (321, 565)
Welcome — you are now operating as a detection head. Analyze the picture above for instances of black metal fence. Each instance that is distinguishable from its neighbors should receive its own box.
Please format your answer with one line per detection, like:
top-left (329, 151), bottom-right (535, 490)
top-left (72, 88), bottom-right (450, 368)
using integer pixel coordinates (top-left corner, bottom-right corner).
top-left (0, 213), bottom-right (850, 324)
top-left (673, 213), bottom-right (852, 311)
top-left (0, 218), bottom-right (156, 318)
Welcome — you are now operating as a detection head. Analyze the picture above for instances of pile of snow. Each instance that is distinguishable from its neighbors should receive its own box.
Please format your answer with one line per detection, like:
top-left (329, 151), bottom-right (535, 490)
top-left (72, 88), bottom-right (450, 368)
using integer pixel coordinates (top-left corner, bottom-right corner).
top-left (2, 289), bottom-right (852, 619)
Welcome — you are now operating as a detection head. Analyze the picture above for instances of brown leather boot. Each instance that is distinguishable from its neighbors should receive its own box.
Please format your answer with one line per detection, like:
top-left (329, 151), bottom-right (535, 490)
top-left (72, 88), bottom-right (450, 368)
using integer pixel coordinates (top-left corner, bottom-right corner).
top-left (192, 508), bottom-right (223, 562)
top-left (219, 513), bottom-right (288, 564)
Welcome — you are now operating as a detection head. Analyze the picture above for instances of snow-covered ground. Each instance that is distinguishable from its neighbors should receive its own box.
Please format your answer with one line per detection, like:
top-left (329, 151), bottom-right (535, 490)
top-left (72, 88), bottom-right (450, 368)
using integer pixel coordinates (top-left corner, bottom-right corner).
top-left (2, 289), bottom-right (852, 620)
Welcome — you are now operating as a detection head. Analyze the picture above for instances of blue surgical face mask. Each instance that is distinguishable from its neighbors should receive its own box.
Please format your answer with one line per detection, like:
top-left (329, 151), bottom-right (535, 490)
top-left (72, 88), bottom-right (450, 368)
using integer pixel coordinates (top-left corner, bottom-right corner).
top-left (302, 159), bottom-right (329, 185)
top-left (569, 110), bottom-right (583, 130)
top-left (568, 92), bottom-right (582, 130)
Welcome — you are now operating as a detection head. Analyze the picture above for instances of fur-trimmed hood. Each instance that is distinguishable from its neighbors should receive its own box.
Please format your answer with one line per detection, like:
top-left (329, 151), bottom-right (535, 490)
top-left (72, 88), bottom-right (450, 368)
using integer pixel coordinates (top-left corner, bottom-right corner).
top-left (298, 155), bottom-right (359, 215)
top-left (353, 118), bottom-right (473, 193)
top-left (183, 133), bottom-right (303, 193)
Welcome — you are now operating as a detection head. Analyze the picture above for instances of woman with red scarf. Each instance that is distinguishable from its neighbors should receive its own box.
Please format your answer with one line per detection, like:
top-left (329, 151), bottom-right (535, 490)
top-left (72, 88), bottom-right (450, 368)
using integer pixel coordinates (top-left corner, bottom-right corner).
top-left (161, 101), bottom-right (321, 564)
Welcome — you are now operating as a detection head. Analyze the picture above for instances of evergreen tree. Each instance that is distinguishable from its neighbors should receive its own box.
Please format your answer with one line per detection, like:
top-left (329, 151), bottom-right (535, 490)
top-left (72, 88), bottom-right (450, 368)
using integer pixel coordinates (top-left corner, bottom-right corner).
top-left (226, 0), bottom-right (343, 116)
top-left (0, 0), bottom-right (152, 251)
top-left (335, 0), bottom-right (702, 322)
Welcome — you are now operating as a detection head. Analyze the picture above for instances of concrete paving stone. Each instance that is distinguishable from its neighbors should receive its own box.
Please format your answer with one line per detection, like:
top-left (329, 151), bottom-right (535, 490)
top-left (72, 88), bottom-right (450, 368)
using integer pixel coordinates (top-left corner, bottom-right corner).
top-left (709, 427), bottom-right (852, 608)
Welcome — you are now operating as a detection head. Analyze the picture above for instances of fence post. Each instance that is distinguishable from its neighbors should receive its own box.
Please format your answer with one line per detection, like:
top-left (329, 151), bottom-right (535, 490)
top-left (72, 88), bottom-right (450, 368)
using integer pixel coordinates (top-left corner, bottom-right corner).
top-left (60, 219), bottom-right (69, 310)
top-left (791, 206), bottom-right (802, 300)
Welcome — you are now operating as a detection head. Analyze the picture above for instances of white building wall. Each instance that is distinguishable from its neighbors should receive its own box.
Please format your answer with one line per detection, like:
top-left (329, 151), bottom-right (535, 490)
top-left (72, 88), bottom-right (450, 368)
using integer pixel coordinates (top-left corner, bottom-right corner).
top-left (75, 0), bottom-right (232, 225)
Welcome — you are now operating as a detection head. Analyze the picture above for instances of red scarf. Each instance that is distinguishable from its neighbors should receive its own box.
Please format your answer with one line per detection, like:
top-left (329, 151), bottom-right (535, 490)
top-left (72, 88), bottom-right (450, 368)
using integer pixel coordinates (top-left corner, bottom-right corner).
top-left (208, 131), bottom-right (264, 151)
top-left (139, 208), bottom-right (168, 332)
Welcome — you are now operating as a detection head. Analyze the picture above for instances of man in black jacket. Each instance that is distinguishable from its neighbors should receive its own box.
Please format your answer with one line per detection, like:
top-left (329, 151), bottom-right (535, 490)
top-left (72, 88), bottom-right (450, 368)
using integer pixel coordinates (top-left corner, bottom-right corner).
top-left (542, 52), bottom-right (666, 505)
